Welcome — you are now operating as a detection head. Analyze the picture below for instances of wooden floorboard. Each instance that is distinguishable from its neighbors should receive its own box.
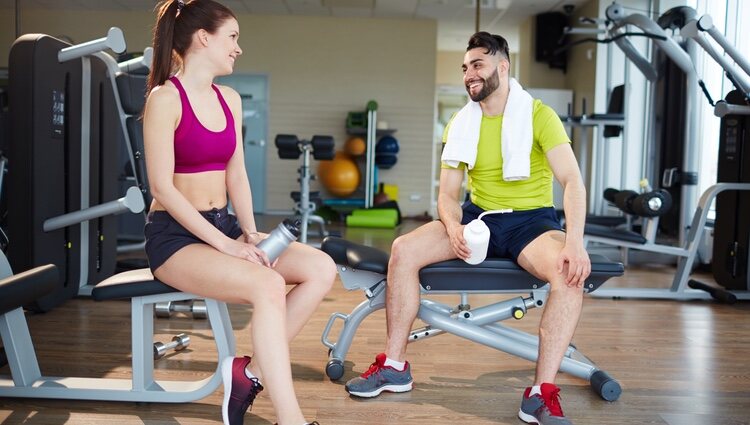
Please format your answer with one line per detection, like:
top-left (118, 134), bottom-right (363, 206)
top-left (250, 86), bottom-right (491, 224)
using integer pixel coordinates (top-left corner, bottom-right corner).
top-left (0, 218), bottom-right (748, 424)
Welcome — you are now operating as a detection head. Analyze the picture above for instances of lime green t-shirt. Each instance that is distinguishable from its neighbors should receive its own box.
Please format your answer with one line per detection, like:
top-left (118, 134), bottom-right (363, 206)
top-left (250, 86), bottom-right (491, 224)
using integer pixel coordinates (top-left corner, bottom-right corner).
top-left (441, 99), bottom-right (571, 211)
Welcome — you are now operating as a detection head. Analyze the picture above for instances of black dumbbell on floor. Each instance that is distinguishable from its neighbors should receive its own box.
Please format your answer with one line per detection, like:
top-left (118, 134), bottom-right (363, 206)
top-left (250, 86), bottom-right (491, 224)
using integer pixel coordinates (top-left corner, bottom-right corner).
top-left (153, 333), bottom-right (191, 360)
top-left (154, 300), bottom-right (207, 319)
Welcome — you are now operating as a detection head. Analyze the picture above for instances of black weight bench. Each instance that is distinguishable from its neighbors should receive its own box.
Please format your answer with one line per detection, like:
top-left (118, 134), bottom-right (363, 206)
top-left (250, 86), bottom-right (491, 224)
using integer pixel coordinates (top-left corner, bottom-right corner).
top-left (320, 237), bottom-right (625, 401)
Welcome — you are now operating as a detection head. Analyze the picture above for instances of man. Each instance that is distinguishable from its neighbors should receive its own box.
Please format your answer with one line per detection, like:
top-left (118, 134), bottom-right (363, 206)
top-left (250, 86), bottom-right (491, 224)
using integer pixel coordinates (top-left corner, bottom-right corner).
top-left (344, 32), bottom-right (591, 425)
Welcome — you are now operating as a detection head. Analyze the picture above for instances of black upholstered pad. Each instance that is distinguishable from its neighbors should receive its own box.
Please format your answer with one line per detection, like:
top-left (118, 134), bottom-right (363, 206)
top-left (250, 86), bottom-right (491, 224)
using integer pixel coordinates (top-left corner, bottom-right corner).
top-left (419, 254), bottom-right (624, 293)
top-left (116, 73), bottom-right (147, 115)
top-left (92, 268), bottom-right (178, 301)
top-left (585, 223), bottom-right (647, 244)
top-left (321, 237), bottom-right (624, 293)
top-left (322, 236), bottom-right (389, 274)
top-left (0, 265), bottom-right (58, 315)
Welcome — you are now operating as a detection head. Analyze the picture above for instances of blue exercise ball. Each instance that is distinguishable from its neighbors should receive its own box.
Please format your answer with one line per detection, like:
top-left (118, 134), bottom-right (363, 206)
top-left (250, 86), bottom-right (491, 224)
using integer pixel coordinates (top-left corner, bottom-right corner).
top-left (376, 153), bottom-right (398, 169)
top-left (376, 135), bottom-right (400, 154)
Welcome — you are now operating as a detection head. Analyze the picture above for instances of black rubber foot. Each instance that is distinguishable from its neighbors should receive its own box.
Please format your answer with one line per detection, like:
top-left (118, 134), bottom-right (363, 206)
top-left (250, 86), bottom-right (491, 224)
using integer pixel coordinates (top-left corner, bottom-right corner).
top-left (590, 370), bottom-right (622, 401)
top-left (688, 279), bottom-right (738, 304)
top-left (326, 359), bottom-right (344, 380)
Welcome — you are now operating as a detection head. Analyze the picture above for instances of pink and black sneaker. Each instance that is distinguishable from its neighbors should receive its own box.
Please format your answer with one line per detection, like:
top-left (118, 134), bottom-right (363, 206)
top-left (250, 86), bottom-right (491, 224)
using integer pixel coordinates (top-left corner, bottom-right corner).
top-left (221, 356), bottom-right (264, 425)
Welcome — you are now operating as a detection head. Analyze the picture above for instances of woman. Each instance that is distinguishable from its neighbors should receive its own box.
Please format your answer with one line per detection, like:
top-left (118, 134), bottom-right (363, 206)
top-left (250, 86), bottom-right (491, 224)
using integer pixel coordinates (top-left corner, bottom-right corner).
top-left (143, 1), bottom-right (334, 424)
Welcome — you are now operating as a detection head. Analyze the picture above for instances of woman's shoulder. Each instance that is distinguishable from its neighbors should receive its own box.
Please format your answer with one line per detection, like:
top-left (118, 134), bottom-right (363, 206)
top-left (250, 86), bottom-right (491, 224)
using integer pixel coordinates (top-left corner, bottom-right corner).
top-left (144, 81), bottom-right (182, 123)
top-left (215, 84), bottom-right (240, 102)
top-left (148, 80), bottom-right (181, 104)
top-left (214, 84), bottom-right (241, 112)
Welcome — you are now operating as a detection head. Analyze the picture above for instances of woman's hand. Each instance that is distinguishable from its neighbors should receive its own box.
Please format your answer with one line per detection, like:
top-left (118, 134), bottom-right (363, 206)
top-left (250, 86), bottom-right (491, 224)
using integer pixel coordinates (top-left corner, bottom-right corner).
top-left (221, 237), bottom-right (271, 267)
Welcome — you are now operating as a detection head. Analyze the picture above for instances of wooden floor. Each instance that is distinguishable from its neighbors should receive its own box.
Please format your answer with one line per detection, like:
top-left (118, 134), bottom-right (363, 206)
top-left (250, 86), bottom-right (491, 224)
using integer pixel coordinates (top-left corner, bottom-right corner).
top-left (1, 218), bottom-right (749, 424)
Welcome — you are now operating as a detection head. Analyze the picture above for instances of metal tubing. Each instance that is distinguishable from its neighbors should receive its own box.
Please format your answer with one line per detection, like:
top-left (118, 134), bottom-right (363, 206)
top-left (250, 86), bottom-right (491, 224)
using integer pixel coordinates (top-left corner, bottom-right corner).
top-left (118, 47), bottom-right (153, 73)
top-left (43, 186), bottom-right (145, 232)
top-left (58, 27), bottom-right (126, 63)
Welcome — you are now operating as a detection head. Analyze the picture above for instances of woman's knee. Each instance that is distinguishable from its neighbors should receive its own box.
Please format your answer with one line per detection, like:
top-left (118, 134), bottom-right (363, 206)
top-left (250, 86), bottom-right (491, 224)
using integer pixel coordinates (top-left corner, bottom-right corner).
top-left (241, 270), bottom-right (287, 306)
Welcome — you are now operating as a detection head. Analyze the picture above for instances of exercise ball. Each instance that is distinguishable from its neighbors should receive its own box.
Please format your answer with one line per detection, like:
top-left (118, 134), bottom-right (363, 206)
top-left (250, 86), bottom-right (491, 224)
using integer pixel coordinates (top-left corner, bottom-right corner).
top-left (375, 135), bottom-right (399, 169)
top-left (375, 153), bottom-right (398, 169)
top-left (318, 151), bottom-right (360, 197)
top-left (376, 135), bottom-right (400, 154)
top-left (344, 136), bottom-right (366, 156)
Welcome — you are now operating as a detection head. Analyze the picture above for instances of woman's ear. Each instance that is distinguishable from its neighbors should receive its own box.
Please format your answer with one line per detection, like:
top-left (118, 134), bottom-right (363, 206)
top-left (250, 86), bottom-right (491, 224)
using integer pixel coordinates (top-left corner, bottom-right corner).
top-left (197, 29), bottom-right (209, 47)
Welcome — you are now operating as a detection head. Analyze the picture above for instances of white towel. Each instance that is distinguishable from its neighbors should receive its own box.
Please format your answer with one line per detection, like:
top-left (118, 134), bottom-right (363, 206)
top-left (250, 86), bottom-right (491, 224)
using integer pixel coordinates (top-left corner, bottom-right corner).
top-left (441, 78), bottom-right (534, 181)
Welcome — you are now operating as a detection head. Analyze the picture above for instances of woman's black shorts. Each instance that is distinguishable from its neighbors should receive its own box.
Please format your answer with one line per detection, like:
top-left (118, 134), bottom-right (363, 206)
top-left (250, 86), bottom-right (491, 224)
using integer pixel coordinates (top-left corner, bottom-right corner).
top-left (144, 206), bottom-right (243, 273)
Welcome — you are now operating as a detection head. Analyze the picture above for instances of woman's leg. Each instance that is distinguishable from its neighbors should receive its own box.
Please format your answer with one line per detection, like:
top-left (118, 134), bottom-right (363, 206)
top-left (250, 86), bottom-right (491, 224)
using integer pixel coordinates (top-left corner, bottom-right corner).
top-left (243, 237), bottom-right (336, 381)
top-left (274, 241), bottom-right (337, 340)
top-left (155, 244), bottom-right (306, 425)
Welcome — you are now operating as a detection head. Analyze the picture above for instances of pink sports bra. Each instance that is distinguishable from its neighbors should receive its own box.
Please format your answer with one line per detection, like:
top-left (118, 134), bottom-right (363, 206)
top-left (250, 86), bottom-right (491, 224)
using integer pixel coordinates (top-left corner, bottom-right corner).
top-left (170, 76), bottom-right (236, 173)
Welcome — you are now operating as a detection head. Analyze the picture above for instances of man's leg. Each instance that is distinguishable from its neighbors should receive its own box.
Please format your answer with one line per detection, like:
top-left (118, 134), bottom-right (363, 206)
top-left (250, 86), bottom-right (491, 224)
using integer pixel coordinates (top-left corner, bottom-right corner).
top-left (385, 221), bottom-right (458, 361)
top-left (346, 220), bottom-right (457, 397)
top-left (516, 230), bottom-right (583, 424)
top-left (517, 230), bottom-right (583, 384)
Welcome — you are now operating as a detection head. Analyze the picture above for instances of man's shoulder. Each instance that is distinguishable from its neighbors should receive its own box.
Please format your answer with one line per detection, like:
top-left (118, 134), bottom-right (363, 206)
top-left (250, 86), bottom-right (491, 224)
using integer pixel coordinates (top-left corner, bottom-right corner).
top-left (531, 99), bottom-right (559, 120)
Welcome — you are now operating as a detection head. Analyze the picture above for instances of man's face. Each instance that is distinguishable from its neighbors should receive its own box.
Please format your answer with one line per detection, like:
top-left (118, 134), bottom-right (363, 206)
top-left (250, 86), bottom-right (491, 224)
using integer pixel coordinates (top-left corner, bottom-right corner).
top-left (462, 48), bottom-right (503, 102)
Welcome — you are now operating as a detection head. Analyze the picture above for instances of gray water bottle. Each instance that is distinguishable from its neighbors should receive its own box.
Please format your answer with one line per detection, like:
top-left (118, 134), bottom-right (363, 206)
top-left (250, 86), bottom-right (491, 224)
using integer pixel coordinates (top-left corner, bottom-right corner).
top-left (256, 219), bottom-right (302, 262)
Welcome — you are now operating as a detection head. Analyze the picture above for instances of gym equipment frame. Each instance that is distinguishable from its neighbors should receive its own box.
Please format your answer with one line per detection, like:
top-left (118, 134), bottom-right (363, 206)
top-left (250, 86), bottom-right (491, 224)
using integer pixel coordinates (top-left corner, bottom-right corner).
top-left (319, 237), bottom-right (625, 401)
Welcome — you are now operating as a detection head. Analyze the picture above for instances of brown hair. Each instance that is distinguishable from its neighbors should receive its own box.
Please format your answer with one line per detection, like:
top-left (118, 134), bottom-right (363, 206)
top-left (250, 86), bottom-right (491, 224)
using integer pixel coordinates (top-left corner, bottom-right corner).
top-left (146, 0), bottom-right (236, 95)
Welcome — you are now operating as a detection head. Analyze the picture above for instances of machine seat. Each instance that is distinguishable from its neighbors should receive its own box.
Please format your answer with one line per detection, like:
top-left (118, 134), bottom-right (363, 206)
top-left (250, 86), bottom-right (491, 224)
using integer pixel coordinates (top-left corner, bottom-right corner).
top-left (0, 265), bottom-right (58, 315)
top-left (322, 237), bottom-right (389, 274)
top-left (91, 268), bottom-right (177, 301)
top-left (585, 223), bottom-right (647, 244)
top-left (321, 237), bottom-right (624, 294)
top-left (419, 256), bottom-right (623, 293)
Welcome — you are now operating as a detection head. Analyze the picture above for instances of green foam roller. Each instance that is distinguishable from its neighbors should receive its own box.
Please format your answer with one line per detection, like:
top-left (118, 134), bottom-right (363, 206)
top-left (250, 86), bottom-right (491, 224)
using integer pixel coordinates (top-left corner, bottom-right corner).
top-left (351, 208), bottom-right (398, 220)
top-left (346, 212), bottom-right (397, 228)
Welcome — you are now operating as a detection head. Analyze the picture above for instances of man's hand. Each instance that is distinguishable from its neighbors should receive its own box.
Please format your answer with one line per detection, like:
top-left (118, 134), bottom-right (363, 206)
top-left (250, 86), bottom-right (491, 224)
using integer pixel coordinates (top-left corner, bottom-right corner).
top-left (556, 242), bottom-right (591, 288)
top-left (446, 223), bottom-right (471, 260)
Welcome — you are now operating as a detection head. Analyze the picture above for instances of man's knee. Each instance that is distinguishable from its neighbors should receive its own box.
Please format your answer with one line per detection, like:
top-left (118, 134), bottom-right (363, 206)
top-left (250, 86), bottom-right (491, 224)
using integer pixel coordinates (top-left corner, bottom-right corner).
top-left (389, 234), bottom-right (415, 269)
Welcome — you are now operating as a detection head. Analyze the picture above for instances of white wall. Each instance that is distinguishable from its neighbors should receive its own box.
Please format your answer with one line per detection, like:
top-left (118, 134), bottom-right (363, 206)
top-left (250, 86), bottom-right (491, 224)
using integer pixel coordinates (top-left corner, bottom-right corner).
top-left (1, 9), bottom-right (438, 216)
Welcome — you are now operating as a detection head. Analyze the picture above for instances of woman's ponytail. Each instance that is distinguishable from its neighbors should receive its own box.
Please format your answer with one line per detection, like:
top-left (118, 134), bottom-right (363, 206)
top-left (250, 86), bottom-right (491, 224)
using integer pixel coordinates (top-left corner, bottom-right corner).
top-left (146, 0), bottom-right (180, 96)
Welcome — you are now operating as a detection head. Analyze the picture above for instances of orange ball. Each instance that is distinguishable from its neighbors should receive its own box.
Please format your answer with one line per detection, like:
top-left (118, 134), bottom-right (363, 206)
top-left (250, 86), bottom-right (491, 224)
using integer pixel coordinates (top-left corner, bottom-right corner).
top-left (344, 136), bottom-right (366, 156)
top-left (318, 151), bottom-right (361, 197)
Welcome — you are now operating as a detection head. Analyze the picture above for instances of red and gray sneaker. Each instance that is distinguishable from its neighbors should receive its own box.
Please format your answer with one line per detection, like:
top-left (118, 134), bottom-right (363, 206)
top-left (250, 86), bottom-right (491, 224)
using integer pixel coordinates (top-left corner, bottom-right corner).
top-left (345, 353), bottom-right (413, 398)
top-left (221, 356), bottom-right (264, 425)
top-left (518, 383), bottom-right (573, 425)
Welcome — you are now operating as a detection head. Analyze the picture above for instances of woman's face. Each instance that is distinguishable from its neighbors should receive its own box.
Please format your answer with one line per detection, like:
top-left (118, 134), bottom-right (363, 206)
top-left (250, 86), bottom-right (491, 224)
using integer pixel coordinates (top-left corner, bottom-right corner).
top-left (208, 18), bottom-right (242, 76)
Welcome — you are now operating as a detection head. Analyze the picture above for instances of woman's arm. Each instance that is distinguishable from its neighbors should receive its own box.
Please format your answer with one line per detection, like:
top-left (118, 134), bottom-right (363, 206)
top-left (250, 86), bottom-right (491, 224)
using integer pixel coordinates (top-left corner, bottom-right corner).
top-left (222, 87), bottom-right (260, 244)
top-left (143, 85), bottom-right (237, 252)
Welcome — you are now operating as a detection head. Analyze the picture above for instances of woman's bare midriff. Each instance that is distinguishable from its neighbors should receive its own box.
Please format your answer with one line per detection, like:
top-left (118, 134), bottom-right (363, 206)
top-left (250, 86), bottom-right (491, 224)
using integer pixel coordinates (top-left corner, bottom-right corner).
top-left (150, 171), bottom-right (228, 212)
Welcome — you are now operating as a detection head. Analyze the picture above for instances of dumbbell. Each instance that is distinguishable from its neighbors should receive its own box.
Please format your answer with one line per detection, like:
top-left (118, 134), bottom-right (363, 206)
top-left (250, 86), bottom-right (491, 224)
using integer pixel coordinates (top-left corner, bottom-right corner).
top-left (154, 300), bottom-right (207, 319)
top-left (153, 333), bottom-right (190, 360)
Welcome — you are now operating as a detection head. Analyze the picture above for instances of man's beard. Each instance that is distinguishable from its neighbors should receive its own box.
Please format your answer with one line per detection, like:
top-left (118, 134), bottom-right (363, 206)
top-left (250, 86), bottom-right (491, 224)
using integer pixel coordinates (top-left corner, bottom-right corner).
top-left (467, 71), bottom-right (499, 102)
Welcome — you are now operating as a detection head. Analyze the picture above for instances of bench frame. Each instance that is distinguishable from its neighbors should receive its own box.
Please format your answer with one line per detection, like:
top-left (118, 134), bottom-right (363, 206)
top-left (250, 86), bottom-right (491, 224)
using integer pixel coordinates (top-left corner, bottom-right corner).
top-left (320, 246), bottom-right (623, 401)
top-left (0, 289), bottom-right (235, 402)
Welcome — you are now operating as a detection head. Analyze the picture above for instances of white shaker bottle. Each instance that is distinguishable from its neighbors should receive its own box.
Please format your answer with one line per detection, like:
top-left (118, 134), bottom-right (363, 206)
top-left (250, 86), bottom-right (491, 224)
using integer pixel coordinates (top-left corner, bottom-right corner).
top-left (462, 209), bottom-right (513, 265)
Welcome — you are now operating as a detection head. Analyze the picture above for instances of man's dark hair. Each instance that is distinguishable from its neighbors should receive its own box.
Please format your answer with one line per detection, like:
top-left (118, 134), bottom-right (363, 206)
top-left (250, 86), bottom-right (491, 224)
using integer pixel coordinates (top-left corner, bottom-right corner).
top-left (467, 31), bottom-right (510, 64)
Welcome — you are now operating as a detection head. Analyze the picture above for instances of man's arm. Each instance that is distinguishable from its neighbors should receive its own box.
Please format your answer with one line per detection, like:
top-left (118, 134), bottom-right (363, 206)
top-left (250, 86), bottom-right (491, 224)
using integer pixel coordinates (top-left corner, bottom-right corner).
top-left (437, 167), bottom-right (471, 260)
top-left (546, 143), bottom-right (591, 287)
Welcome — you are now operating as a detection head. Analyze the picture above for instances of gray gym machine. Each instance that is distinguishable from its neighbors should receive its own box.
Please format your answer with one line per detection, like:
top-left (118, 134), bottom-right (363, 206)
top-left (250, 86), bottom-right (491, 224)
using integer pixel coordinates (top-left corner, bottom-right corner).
top-left (8, 28), bottom-right (146, 311)
top-left (274, 134), bottom-right (335, 244)
top-left (0, 250), bottom-right (235, 402)
top-left (320, 237), bottom-right (625, 401)
top-left (583, 4), bottom-right (750, 302)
